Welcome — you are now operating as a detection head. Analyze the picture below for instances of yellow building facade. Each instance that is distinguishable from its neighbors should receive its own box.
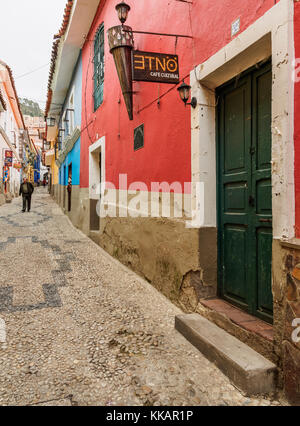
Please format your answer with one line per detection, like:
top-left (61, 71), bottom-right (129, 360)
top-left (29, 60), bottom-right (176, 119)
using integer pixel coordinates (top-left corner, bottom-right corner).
top-left (45, 127), bottom-right (59, 196)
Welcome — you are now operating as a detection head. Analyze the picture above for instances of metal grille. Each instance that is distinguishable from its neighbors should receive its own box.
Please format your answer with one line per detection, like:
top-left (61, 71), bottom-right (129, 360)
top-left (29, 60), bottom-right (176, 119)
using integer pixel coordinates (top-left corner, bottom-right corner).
top-left (134, 124), bottom-right (144, 151)
top-left (94, 24), bottom-right (105, 111)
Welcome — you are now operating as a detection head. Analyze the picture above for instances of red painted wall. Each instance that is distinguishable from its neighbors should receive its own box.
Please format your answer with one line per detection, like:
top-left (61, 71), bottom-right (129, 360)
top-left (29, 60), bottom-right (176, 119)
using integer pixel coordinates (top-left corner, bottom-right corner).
top-left (294, 1), bottom-right (300, 237)
top-left (80, 0), bottom-right (278, 191)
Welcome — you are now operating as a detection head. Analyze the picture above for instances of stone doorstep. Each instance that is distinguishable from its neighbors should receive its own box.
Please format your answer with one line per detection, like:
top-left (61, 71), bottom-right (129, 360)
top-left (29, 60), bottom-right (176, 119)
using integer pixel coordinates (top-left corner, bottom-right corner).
top-left (175, 313), bottom-right (277, 396)
top-left (200, 298), bottom-right (274, 342)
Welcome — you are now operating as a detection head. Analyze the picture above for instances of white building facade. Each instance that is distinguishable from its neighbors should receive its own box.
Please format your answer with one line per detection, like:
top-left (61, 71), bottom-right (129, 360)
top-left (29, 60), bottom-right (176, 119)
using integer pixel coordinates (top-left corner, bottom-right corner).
top-left (0, 61), bottom-right (25, 197)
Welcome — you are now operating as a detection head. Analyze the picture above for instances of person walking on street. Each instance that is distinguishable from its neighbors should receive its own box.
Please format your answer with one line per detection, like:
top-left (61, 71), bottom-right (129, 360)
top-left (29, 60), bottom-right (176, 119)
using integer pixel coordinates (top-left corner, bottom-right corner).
top-left (67, 177), bottom-right (72, 212)
top-left (19, 177), bottom-right (34, 213)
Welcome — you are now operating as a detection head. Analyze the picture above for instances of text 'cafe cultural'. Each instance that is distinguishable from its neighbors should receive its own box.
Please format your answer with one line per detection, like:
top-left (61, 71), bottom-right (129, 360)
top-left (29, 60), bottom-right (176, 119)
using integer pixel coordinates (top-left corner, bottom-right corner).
top-left (132, 51), bottom-right (180, 84)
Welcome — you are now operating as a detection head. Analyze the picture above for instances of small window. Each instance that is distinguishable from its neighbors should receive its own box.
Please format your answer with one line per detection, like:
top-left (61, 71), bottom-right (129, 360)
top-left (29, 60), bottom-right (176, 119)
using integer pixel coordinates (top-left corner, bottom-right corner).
top-left (63, 111), bottom-right (69, 137)
top-left (69, 93), bottom-right (74, 133)
top-left (94, 24), bottom-right (105, 111)
top-left (134, 124), bottom-right (144, 151)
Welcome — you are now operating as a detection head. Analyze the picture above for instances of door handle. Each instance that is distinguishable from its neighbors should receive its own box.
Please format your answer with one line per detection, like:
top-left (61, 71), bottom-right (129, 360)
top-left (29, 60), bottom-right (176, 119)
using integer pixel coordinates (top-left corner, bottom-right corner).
top-left (249, 195), bottom-right (255, 207)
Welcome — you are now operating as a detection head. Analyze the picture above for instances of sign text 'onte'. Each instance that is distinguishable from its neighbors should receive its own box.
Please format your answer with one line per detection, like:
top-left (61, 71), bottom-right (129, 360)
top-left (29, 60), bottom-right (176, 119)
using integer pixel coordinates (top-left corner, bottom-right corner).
top-left (132, 51), bottom-right (180, 84)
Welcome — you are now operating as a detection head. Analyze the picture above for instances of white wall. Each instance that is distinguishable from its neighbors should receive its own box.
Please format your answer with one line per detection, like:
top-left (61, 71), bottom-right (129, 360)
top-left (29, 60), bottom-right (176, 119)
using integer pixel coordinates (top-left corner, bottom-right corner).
top-left (0, 83), bottom-right (22, 193)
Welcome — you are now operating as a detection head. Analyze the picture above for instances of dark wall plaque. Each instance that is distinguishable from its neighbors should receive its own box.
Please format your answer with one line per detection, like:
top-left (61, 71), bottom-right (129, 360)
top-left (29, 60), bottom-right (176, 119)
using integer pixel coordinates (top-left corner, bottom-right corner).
top-left (132, 51), bottom-right (179, 84)
top-left (134, 124), bottom-right (144, 151)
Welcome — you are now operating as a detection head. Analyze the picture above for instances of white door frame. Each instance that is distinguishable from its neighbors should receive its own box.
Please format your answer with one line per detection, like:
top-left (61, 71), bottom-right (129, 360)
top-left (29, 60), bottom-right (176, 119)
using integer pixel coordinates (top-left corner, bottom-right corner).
top-left (89, 136), bottom-right (105, 200)
top-left (190, 0), bottom-right (295, 241)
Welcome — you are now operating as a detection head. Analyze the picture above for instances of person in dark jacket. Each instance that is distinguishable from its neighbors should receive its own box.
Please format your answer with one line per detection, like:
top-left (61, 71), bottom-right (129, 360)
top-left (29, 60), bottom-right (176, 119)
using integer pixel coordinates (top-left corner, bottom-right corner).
top-left (19, 177), bottom-right (34, 213)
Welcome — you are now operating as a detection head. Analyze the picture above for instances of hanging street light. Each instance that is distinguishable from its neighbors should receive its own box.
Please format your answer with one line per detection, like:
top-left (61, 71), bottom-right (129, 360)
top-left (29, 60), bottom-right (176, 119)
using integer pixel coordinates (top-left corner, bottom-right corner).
top-left (115, 2), bottom-right (131, 25)
top-left (46, 117), bottom-right (56, 127)
top-left (177, 81), bottom-right (197, 108)
top-left (107, 2), bottom-right (134, 120)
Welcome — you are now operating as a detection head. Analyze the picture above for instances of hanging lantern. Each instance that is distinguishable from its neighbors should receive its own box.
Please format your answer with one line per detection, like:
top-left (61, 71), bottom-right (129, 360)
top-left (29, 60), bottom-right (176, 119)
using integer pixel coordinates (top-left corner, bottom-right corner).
top-left (107, 25), bottom-right (134, 120)
top-left (177, 81), bottom-right (197, 108)
top-left (115, 2), bottom-right (131, 24)
top-left (46, 117), bottom-right (56, 127)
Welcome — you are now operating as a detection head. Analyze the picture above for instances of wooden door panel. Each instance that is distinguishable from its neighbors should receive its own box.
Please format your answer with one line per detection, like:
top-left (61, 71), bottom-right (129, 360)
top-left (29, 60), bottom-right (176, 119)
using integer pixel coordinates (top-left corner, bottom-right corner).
top-left (256, 179), bottom-right (272, 215)
top-left (252, 64), bottom-right (273, 321)
top-left (224, 183), bottom-right (247, 213)
top-left (255, 71), bottom-right (272, 171)
top-left (217, 62), bottom-right (273, 322)
top-left (224, 225), bottom-right (248, 303)
top-left (224, 88), bottom-right (247, 174)
top-left (256, 228), bottom-right (273, 316)
top-left (218, 75), bottom-right (251, 308)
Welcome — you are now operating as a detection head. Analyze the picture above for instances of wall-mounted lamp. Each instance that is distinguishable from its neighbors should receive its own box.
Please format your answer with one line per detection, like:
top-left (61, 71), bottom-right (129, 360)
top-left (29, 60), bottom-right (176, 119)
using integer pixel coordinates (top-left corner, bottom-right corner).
top-left (46, 117), bottom-right (56, 127)
top-left (115, 2), bottom-right (131, 24)
top-left (177, 81), bottom-right (197, 108)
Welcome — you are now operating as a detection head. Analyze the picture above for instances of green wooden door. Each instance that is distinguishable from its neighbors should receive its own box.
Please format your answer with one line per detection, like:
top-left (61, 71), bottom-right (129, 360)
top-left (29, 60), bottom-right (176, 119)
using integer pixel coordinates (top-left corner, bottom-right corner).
top-left (217, 62), bottom-right (273, 323)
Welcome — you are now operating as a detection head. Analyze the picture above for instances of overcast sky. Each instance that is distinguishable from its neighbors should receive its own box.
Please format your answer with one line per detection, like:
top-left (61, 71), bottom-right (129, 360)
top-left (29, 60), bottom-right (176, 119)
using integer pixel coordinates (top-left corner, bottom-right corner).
top-left (0, 0), bottom-right (67, 109)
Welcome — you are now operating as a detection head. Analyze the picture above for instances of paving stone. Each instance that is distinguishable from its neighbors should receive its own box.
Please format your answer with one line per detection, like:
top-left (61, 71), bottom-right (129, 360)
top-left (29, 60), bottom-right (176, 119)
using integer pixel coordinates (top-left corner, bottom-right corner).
top-left (0, 188), bottom-right (284, 406)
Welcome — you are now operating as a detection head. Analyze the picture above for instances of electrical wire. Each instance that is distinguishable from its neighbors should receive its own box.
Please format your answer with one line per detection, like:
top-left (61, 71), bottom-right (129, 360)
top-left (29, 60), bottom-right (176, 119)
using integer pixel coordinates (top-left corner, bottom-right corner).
top-left (15, 63), bottom-right (50, 80)
top-left (137, 72), bottom-right (190, 114)
top-left (137, 0), bottom-right (194, 114)
top-left (48, 34), bottom-right (96, 156)
top-left (51, 0), bottom-right (195, 140)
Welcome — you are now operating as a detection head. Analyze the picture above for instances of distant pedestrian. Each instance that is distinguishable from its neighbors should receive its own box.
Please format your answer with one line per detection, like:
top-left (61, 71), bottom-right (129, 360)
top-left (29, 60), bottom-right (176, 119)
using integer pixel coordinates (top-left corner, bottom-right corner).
top-left (19, 177), bottom-right (34, 213)
top-left (43, 178), bottom-right (46, 187)
top-left (67, 177), bottom-right (72, 212)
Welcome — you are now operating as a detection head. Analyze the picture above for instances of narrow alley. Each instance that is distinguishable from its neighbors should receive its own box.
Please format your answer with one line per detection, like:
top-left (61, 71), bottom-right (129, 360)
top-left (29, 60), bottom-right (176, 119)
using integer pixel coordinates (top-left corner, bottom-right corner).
top-left (0, 190), bottom-right (280, 406)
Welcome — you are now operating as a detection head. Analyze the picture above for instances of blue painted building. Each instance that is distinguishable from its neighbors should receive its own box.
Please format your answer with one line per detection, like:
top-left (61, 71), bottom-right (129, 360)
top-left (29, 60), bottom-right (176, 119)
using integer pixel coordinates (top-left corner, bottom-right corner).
top-left (56, 53), bottom-right (82, 217)
top-left (34, 151), bottom-right (41, 184)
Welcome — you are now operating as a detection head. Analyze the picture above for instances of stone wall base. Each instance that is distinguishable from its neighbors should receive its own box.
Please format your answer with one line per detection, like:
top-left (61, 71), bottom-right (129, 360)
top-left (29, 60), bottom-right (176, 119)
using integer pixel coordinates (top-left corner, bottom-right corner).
top-left (50, 184), bottom-right (59, 201)
top-left (275, 239), bottom-right (300, 405)
top-left (56, 185), bottom-right (89, 234)
top-left (97, 216), bottom-right (217, 309)
top-left (51, 190), bottom-right (300, 404)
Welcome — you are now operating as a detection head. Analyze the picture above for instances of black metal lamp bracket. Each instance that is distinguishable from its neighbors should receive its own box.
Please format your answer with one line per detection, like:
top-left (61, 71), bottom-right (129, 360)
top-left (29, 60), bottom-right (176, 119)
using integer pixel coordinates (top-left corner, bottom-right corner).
top-left (124, 29), bottom-right (193, 39)
top-left (186, 97), bottom-right (197, 108)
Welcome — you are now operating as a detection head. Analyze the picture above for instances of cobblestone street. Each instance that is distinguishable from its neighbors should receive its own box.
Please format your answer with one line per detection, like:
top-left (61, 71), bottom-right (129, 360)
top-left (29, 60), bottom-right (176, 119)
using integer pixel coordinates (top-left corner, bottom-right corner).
top-left (0, 190), bottom-right (282, 406)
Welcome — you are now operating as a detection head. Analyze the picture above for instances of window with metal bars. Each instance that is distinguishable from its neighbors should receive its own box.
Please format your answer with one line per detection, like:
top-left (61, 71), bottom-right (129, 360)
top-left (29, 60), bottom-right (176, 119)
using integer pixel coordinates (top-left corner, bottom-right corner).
top-left (93, 24), bottom-right (105, 111)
